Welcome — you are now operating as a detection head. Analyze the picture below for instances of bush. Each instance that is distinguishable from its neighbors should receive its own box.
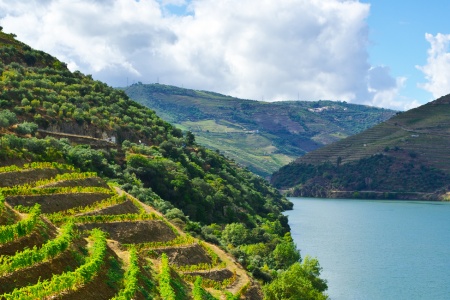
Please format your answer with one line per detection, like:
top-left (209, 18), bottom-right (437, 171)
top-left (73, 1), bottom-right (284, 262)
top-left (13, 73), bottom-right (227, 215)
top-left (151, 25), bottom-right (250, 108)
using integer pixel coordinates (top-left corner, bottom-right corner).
top-left (15, 121), bottom-right (38, 135)
top-left (0, 109), bottom-right (17, 128)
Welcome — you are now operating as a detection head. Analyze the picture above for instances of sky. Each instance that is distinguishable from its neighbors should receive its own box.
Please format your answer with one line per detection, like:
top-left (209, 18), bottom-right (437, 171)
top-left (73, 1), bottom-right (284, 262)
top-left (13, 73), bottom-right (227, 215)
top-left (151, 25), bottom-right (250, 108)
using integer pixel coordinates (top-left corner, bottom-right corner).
top-left (0, 0), bottom-right (449, 111)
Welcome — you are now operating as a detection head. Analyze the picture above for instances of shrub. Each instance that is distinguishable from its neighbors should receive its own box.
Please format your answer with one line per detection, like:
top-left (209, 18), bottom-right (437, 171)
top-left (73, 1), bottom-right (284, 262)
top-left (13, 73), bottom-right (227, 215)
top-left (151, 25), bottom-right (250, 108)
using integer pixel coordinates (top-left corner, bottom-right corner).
top-left (15, 121), bottom-right (38, 135)
top-left (0, 110), bottom-right (17, 128)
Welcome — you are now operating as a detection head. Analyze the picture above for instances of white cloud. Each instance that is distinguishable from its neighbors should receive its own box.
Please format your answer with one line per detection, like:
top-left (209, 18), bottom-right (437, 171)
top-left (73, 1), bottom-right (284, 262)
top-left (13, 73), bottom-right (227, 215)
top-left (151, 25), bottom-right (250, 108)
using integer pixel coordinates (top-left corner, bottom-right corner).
top-left (417, 33), bottom-right (450, 99)
top-left (0, 0), bottom-right (409, 109)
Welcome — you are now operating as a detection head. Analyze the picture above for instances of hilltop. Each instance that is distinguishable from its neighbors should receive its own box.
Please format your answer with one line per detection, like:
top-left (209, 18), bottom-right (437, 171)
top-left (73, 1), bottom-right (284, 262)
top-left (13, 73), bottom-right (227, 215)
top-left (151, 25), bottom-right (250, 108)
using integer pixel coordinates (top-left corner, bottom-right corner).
top-left (271, 94), bottom-right (450, 200)
top-left (124, 83), bottom-right (396, 177)
top-left (0, 29), bottom-right (328, 299)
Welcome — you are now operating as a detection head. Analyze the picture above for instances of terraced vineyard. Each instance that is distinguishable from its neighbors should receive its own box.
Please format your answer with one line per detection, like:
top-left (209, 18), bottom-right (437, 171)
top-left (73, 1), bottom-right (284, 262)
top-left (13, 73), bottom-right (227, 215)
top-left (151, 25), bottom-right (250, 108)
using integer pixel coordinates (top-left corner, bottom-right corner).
top-left (272, 94), bottom-right (450, 200)
top-left (0, 162), bottom-right (259, 299)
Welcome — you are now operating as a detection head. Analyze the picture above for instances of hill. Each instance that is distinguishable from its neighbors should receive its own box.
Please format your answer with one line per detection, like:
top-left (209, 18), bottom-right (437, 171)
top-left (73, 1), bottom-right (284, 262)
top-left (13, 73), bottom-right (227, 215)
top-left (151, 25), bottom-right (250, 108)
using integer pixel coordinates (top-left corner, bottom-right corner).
top-left (0, 29), bottom-right (328, 298)
top-left (123, 83), bottom-right (396, 177)
top-left (271, 94), bottom-right (450, 200)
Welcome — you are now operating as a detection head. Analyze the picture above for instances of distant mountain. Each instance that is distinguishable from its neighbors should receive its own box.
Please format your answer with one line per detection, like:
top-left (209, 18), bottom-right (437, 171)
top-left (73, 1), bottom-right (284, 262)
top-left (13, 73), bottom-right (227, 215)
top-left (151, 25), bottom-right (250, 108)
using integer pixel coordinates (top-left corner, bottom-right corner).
top-left (124, 83), bottom-right (396, 177)
top-left (271, 94), bottom-right (450, 200)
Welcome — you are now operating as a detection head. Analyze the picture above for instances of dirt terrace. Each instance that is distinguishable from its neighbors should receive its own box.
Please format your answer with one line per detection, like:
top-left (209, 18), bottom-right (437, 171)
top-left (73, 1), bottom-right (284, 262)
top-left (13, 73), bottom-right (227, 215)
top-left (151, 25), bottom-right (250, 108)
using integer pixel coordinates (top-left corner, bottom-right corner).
top-left (6, 193), bottom-right (112, 214)
top-left (78, 200), bottom-right (140, 217)
top-left (154, 243), bottom-right (213, 266)
top-left (0, 168), bottom-right (71, 187)
top-left (78, 220), bottom-right (177, 244)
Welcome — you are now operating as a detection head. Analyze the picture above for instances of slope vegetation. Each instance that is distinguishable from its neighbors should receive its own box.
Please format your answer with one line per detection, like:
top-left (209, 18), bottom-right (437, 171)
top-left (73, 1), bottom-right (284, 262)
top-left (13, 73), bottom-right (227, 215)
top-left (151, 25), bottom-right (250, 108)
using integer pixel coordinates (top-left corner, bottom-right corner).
top-left (272, 95), bottom-right (450, 200)
top-left (124, 83), bottom-right (395, 177)
top-left (0, 29), bottom-right (328, 299)
top-left (0, 163), bottom-right (257, 299)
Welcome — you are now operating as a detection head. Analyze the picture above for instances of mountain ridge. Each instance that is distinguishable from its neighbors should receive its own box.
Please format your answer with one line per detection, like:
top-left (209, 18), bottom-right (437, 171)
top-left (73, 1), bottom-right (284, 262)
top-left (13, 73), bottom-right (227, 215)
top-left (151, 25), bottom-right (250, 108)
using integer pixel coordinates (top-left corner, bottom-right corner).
top-left (123, 82), bottom-right (396, 177)
top-left (271, 94), bottom-right (450, 200)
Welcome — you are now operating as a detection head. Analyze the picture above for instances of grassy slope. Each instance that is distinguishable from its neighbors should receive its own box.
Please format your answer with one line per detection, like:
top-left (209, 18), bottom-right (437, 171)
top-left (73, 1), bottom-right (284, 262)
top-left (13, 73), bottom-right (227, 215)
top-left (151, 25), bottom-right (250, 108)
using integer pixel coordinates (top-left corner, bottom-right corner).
top-left (271, 94), bottom-right (450, 200)
top-left (123, 83), bottom-right (396, 177)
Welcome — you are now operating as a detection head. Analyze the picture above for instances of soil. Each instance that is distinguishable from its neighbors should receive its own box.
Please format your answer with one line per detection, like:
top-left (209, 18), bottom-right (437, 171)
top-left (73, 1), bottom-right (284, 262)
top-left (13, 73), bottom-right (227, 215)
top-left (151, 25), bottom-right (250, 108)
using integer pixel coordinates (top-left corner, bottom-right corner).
top-left (40, 177), bottom-right (110, 189)
top-left (0, 206), bottom-right (19, 226)
top-left (6, 193), bottom-right (112, 214)
top-left (78, 220), bottom-right (177, 244)
top-left (243, 281), bottom-right (264, 300)
top-left (184, 268), bottom-right (234, 282)
top-left (78, 200), bottom-right (140, 216)
top-left (154, 243), bottom-right (212, 266)
top-left (0, 169), bottom-right (71, 187)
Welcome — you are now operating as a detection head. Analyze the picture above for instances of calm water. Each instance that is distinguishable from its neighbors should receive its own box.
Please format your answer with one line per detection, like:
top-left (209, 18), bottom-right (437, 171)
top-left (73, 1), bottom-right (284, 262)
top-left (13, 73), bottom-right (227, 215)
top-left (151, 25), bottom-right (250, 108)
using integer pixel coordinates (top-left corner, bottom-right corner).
top-left (285, 197), bottom-right (450, 300)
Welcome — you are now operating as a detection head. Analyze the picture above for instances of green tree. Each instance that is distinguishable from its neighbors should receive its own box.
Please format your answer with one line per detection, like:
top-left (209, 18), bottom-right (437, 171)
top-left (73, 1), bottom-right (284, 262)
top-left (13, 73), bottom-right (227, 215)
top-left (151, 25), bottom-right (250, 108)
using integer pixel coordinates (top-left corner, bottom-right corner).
top-left (0, 109), bottom-right (17, 128)
top-left (263, 257), bottom-right (328, 300)
top-left (272, 233), bottom-right (300, 269)
top-left (222, 223), bottom-right (248, 247)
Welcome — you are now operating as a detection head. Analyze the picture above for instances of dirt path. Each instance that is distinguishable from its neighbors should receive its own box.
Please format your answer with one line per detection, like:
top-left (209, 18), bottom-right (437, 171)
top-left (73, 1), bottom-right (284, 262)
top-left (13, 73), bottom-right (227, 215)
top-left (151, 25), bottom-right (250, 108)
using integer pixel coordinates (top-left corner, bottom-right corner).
top-left (204, 243), bottom-right (250, 297)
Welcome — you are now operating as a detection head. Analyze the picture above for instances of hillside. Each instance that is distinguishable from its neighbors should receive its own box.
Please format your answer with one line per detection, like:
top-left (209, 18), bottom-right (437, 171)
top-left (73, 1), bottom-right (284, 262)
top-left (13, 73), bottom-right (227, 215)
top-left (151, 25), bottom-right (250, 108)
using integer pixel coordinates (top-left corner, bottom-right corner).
top-left (124, 83), bottom-right (396, 177)
top-left (0, 29), bottom-right (328, 299)
top-left (271, 94), bottom-right (450, 200)
top-left (0, 163), bottom-right (261, 299)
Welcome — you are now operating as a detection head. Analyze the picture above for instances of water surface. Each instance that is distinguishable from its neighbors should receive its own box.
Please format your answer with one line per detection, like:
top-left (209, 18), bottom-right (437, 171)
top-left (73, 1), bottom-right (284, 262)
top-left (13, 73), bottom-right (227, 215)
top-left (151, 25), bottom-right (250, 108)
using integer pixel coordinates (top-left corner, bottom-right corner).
top-left (285, 198), bottom-right (450, 300)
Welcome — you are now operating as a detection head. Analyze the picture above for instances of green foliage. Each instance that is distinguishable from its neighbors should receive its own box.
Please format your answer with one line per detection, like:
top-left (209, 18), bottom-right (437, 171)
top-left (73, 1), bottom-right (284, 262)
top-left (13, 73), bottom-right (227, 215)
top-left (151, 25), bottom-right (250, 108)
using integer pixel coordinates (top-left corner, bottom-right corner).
top-left (159, 253), bottom-right (176, 300)
top-left (222, 223), bottom-right (248, 247)
top-left (0, 221), bottom-right (75, 274)
top-left (48, 211), bottom-right (158, 226)
top-left (0, 162), bottom-right (77, 174)
top-left (272, 233), bottom-right (301, 270)
top-left (0, 193), bottom-right (4, 214)
top-left (15, 121), bottom-right (38, 135)
top-left (193, 276), bottom-right (218, 300)
top-left (0, 203), bottom-right (40, 244)
top-left (112, 246), bottom-right (140, 300)
top-left (263, 257), bottom-right (328, 300)
top-left (0, 109), bottom-right (17, 128)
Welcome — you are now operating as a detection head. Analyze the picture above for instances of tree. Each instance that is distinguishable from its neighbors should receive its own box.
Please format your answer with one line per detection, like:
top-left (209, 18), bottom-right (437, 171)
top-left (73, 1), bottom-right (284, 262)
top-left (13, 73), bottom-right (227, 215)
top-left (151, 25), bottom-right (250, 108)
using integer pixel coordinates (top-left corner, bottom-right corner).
top-left (0, 110), bottom-right (17, 128)
top-left (263, 257), bottom-right (328, 300)
top-left (272, 233), bottom-right (300, 269)
top-left (185, 131), bottom-right (195, 146)
top-left (222, 223), bottom-right (248, 247)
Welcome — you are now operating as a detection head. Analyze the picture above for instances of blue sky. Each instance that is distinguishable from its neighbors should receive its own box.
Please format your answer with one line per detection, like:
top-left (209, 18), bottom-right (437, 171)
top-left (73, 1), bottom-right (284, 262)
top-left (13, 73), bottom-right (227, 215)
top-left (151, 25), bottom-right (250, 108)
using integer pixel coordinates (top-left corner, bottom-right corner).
top-left (362, 0), bottom-right (450, 105)
top-left (0, 0), bottom-right (449, 110)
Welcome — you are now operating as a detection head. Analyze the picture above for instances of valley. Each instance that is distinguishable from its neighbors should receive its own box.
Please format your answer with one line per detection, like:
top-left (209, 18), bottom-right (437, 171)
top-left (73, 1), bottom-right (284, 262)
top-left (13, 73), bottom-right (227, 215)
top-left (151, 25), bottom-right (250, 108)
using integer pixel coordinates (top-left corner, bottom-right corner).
top-left (124, 83), bottom-right (396, 177)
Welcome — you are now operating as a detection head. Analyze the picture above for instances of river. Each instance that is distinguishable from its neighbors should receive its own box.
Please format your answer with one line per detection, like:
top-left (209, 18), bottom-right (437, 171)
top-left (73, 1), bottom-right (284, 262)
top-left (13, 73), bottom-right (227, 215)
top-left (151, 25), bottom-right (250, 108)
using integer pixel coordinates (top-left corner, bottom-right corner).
top-left (285, 197), bottom-right (450, 300)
